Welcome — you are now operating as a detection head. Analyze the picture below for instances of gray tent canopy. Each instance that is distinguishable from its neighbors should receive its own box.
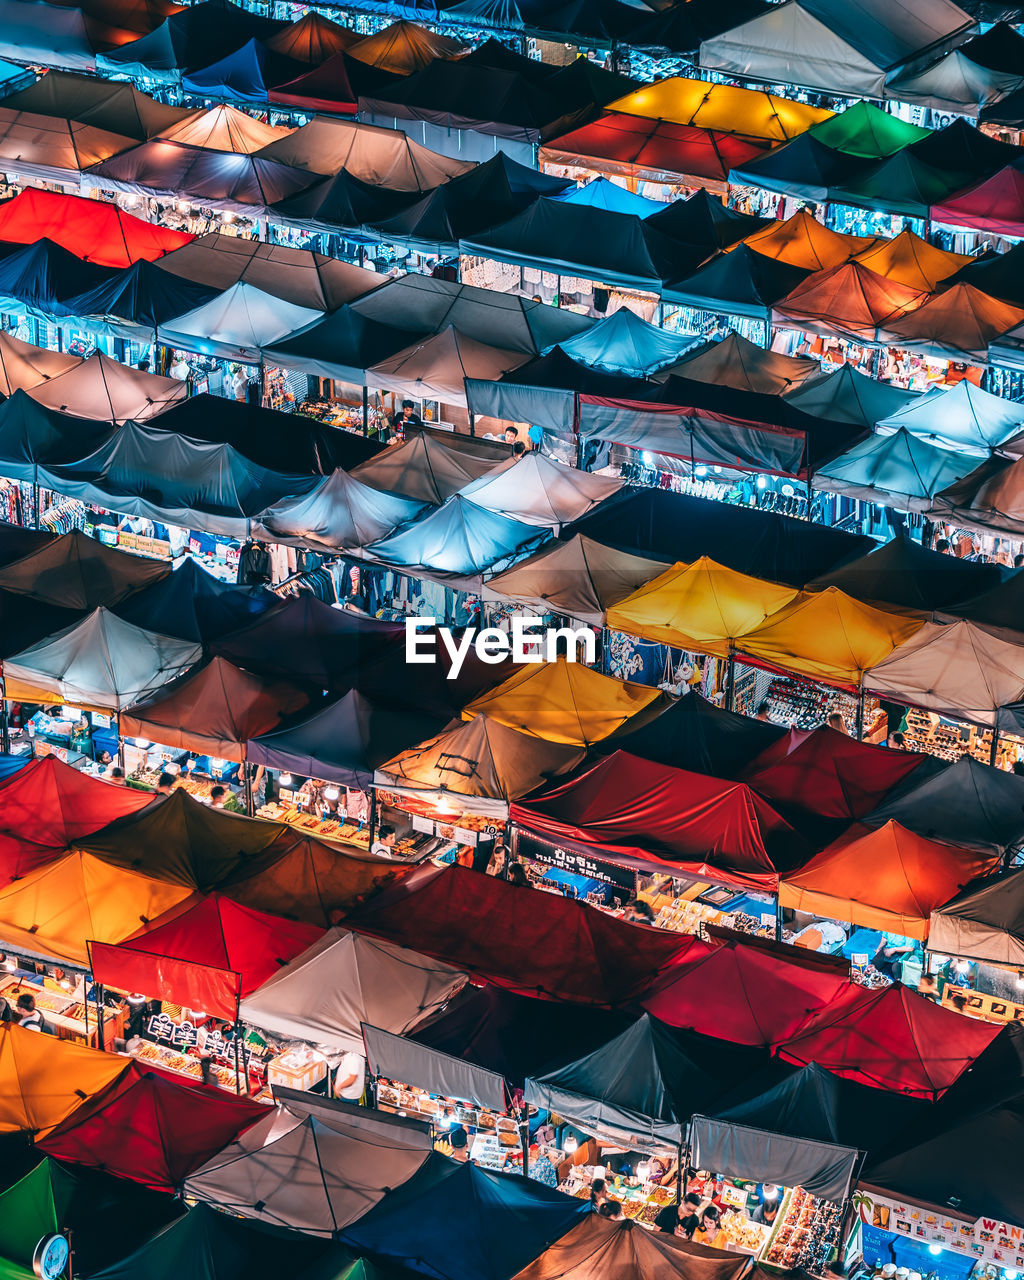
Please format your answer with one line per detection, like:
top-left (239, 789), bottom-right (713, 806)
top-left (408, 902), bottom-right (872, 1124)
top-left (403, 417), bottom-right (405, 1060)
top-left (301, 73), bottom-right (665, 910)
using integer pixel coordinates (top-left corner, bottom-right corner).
top-left (362, 1023), bottom-right (509, 1112)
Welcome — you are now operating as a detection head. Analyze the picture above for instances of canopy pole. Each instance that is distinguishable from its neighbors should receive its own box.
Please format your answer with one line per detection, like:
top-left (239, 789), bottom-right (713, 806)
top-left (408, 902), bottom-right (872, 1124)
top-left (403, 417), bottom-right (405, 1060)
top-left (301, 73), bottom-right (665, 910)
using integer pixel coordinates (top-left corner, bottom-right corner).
top-left (990, 728), bottom-right (1000, 767)
top-left (233, 997), bottom-right (243, 1095)
top-left (0, 677), bottom-right (9, 756)
top-left (469, 410), bottom-right (476, 438)
top-left (725, 647), bottom-right (736, 712)
top-left (362, 386), bottom-right (369, 436)
top-left (96, 984), bottom-right (106, 1051)
top-left (243, 762), bottom-right (255, 817)
top-left (855, 685), bottom-right (865, 740)
top-left (774, 894), bottom-right (783, 941)
top-left (368, 786), bottom-right (378, 847)
top-left (32, 481), bottom-right (40, 530)
top-left (117, 730), bottom-right (125, 772)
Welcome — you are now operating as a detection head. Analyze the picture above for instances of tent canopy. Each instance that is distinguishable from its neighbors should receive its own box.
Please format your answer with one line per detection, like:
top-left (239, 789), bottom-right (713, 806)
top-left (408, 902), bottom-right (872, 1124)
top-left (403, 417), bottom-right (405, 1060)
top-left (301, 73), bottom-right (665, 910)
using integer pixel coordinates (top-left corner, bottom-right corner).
top-left (0, 69), bottom-right (189, 139)
top-left (877, 376), bottom-right (1024, 453)
top-left (880, 282), bottom-right (1024, 363)
top-left (807, 533), bottom-right (999, 610)
top-left (349, 863), bottom-right (695, 1005)
top-left (607, 76), bottom-right (831, 142)
top-left (181, 37), bottom-right (305, 103)
top-left (0, 1024), bottom-right (128, 1135)
top-left (812, 427), bottom-right (975, 513)
top-left (89, 891), bottom-right (323, 1020)
top-left (22, 350), bottom-right (186, 422)
top-left (348, 20), bottom-right (463, 74)
top-left (156, 101), bottom-right (290, 151)
top-left (239, 926), bottom-right (466, 1053)
top-left (254, 468), bottom-right (424, 554)
top-left (0, 239), bottom-right (121, 319)
top-left (366, 325), bottom-right (531, 405)
top-left (558, 177), bottom-right (662, 217)
top-left (853, 230), bottom-right (970, 292)
top-left (779, 820), bottom-right (999, 939)
top-left (734, 210), bottom-right (873, 272)
top-left (666, 329), bottom-right (819, 394)
top-left (463, 657), bottom-right (661, 746)
top-left (456, 452), bottom-right (622, 530)
top-left (930, 451), bottom-right (1024, 539)
top-left (263, 10), bottom-right (357, 64)
top-left (157, 280), bottom-right (321, 361)
top-left (665, 243), bottom-right (811, 317)
top-left (933, 157), bottom-right (1024, 236)
top-left (353, 430), bottom-right (503, 505)
top-left (0, 329), bottom-right (79, 396)
top-left (555, 306), bottom-right (692, 378)
top-left (66, 257), bottom-right (220, 338)
top-left (785, 364), bottom-right (919, 431)
top-left (772, 262), bottom-right (927, 344)
top-left (930, 868), bottom-right (1024, 967)
top-left (113, 557), bottom-right (275, 645)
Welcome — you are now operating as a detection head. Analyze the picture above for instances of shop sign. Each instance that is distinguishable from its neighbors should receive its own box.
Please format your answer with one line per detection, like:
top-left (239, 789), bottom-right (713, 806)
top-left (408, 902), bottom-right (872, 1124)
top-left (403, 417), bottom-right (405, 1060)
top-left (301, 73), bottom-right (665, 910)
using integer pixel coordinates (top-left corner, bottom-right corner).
top-left (542, 844), bottom-right (635, 890)
top-left (855, 1188), bottom-right (1024, 1267)
top-left (33, 1235), bottom-right (69, 1280)
top-left (146, 1013), bottom-right (199, 1048)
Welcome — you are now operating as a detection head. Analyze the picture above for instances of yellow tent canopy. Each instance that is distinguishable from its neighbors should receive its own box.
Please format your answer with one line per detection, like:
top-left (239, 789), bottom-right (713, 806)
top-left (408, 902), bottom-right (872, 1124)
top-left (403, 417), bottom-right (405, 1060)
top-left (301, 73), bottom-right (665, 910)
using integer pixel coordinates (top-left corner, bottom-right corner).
top-left (607, 79), bottom-right (832, 142)
top-left (0, 851), bottom-right (193, 965)
top-left (606, 557), bottom-right (798, 655)
top-left (735, 209), bottom-right (874, 271)
top-left (462, 658), bottom-right (660, 747)
top-left (741, 586), bottom-right (924, 688)
top-left (852, 229), bottom-right (972, 293)
top-left (0, 1023), bottom-right (128, 1135)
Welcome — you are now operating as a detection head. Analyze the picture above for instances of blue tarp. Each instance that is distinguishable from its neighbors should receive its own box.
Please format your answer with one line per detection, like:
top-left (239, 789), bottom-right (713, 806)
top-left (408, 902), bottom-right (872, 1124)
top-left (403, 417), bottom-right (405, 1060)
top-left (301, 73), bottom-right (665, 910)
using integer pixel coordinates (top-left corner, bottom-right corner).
top-left (0, 753), bottom-right (29, 781)
top-left (365, 495), bottom-right (547, 578)
top-left (554, 306), bottom-right (693, 377)
top-left (181, 37), bottom-right (305, 103)
top-left (557, 177), bottom-right (664, 218)
top-left (114, 558), bottom-right (276, 644)
top-left (339, 1158), bottom-right (588, 1280)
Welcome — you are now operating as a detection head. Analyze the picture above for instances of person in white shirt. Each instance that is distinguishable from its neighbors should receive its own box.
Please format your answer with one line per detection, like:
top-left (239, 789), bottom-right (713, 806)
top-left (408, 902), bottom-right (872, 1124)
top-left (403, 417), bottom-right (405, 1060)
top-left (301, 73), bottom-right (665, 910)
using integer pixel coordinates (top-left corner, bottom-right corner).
top-left (334, 1051), bottom-right (365, 1102)
top-left (370, 825), bottom-right (398, 859)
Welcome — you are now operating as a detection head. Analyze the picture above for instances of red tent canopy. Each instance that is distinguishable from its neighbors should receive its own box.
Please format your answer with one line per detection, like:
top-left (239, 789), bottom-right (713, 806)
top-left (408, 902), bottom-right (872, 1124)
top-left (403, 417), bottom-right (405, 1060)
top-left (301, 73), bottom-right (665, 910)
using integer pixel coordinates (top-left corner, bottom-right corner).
top-left (0, 188), bottom-right (193, 268)
top-left (348, 864), bottom-right (698, 1006)
top-left (511, 750), bottom-right (804, 884)
top-left (932, 163), bottom-right (1024, 238)
top-left (641, 937), bottom-right (853, 1046)
top-left (739, 726), bottom-right (927, 820)
top-left (0, 756), bottom-right (151, 882)
top-left (268, 50), bottom-right (361, 113)
top-left (776, 982), bottom-right (1002, 1099)
top-left (89, 893), bottom-right (324, 1021)
top-left (38, 1062), bottom-right (266, 1190)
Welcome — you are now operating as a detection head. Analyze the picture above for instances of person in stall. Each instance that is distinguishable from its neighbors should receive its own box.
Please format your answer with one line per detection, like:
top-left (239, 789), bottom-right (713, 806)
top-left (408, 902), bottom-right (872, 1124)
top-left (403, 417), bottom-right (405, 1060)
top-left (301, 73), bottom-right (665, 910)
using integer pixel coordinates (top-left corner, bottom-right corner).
top-left (623, 899), bottom-right (655, 926)
top-left (155, 772), bottom-right (176, 795)
top-left (752, 1185), bottom-right (782, 1226)
top-left (370, 825), bottom-right (399, 859)
top-left (826, 712), bottom-right (849, 735)
top-left (388, 400), bottom-right (422, 440)
top-left (872, 932), bottom-right (918, 981)
top-left (209, 786), bottom-right (227, 808)
top-left (334, 1048), bottom-right (366, 1104)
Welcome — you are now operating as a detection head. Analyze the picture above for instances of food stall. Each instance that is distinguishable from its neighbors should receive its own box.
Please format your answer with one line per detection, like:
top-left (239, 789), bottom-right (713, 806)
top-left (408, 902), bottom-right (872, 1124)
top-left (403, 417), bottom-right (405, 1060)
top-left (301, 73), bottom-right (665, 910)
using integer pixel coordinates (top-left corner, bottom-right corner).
top-left (0, 958), bottom-right (120, 1048)
top-left (257, 781), bottom-right (373, 852)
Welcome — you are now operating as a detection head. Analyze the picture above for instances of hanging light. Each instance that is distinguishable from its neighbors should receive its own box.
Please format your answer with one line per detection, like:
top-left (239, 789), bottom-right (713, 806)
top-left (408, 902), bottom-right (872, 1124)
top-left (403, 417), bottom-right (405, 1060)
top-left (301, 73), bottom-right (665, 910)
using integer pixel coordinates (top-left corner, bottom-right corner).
top-left (636, 1160), bottom-right (651, 1183)
top-left (165, 762), bottom-right (180, 776)
top-left (279, 773), bottom-right (294, 787)
top-left (2, 956), bottom-right (16, 973)
top-left (436, 789), bottom-right (458, 816)
top-left (929, 1247), bottom-right (943, 1257)
top-left (323, 785), bottom-right (340, 802)
top-left (563, 1134), bottom-right (578, 1155)
top-left (953, 959), bottom-right (970, 975)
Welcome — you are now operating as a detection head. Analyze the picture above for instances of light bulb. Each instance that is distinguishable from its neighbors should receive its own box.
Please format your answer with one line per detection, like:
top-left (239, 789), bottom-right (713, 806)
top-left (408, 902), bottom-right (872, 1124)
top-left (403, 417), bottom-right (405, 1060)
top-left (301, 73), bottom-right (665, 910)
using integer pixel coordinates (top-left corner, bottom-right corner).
top-left (563, 1134), bottom-right (578, 1155)
top-left (3, 957), bottom-right (16, 972)
top-left (279, 773), bottom-right (294, 787)
top-left (929, 1247), bottom-right (943, 1257)
top-left (323, 786), bottom-right (340, 801)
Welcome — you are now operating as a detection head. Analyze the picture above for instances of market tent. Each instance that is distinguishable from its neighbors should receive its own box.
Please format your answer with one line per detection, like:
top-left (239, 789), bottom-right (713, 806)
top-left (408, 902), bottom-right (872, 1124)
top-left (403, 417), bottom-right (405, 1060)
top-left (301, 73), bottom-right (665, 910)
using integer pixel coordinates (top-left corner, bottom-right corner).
top-left (181, 38), bottom-right (305, 103)
top-left (807, 534), bottom-right (999, 610)
top-left (732, 209), bottom-right (872, 272)
top-left (949, 563), bottom-right (1024, 630)
top-left (665, 330), bottom-right (819, 394)
top-left (512, 1216), bottom-right (759, 1280)
top-left (930, 451), bottom-right (1024, 538)
top-left (877, 376), bottom-right (1024, 453)
top-left (264, 10), bottom-right (358, 64)
top-left (340, 1158), bottom-right (588, 1280)
top-left (784, 364), bottom-right (920, 431)
top-left (256, 115), bottom-right (471, 187)
top-left (880, 282), bottom-right (1024, 362)
top-left (463, 657), bottom-right (661, 747)
top-left (262, 310), bottom-right (419, 384)
top-left (665, 244), bottom-right (810, 317)
top-left (184, 1099), bottom-right (433, 1236)
top-left (348, 20), bottom-right (463, 74)
top-left (554, 306), bottom-right (692, 378)
top-left (810, 428), bottom-right (973, 513)
top-left (644, 187), bottom-right (771, 255)
top-left (211, 595), bottom-right (406, 691)
top-left (776, 981), bottom-right (1002, 1098)
top-left (557, 177), bottom-right (662, 217)
top-left (0, 69), bottom-right (189, 139)
top-left (38, 1064), bottom-right (267, 1191)
top-left (0, 754), bottom-right (150, 882)
top-left (598, 690), bottom-right (787, 776)
top-left (352, 430), bottom-right (503, 504)
top-left (155, 101), bottom-right (289, 151)
top-left (239, 927), bottom-right (466, 1053)
top-left (66, 257), bottom-right (219, 339)
top-left (0, 328), bottom-right (79, 395)
top-left (739, 726), bottom-right (927, 821)
top-left (606, 556), bottom-right (798, 656)
top-left (0, 0), bottom-right (115, 72)
top-left (483, 534), bottom-right (663, 626)
top-left (87, 1203), bottom-right (331, 1280)
top-left (254, 468), bottom-right (424, 553)
top-left (349, 863), bottom-right (696, 1005)
top-left (0, 239), bottom-right (120, 319)
top-left (246, 689), bottom-right (443, 789)
top-left (157, 280), bottom-right (321, 361)
top-left (0, 521), bottom-right (52, 569)
top-left (700, 0), bottom-right (973, 98)
top-left (513, 749), bottom-right (801, 882)
top-left (0, 528), bottom-right (168, 608)
top-left (0, 106), bottom-right (136, 183)
top-left (852, 230), bottom-right (970, 292)
top-left (456, 452), bottom-right (622, 530)
top-left (267, 49), bottom-right (392, 114)
top-left (349, 273), bottom-right (588, 354)
top-left (772, 262), bottom-right (927, 343)
top-left (779, 821), bottom-right (998, 939)
top-left (947, 239), bottom-right (1024, 307)
top-left (119, 656), bottom-right (308, 763)
top-left (930, 868), bottom-right (1024, 966)
top-left (886, 31), bottom-right (1024, 114)
top-left (363, 494), bottom-right (546, 580)
top-left (87, 139), bottom-right (316, 216)
top-left (526, 1012), bottom-right (767, 1148)
top-left (607, 77), bottom-right (831, 142)
top-left (74, 788), bottom-right (288, 889)
top-left (366, 325), bottom-right (531, 405)
top-left (0, 848), bottom-right (194, 963)
top-left (827, 147), bottom-right (981, 219)
top-left (113, 560), bottom-right (273, 645)
top-left (741, 586), bottom-right (923, 688)
top-left (89, 892), bottom-right (323, 1020)
top-left (270, 165), bottom-right (421, 233)
top-left (23, 350), bottom-right (185, 422)
top-left (932, 157), bottom-right (1024, 235)
top-left (642, 938), bottom-right (855, 1047)
top-left (375, 714), bottom-right (584, 817)
top-left (0, 1024), bottom-right (129, 1135)
top-left (729, 133), bottom-right (877, 202)
top-left (158, 237), bottom-right (375, 316)
top-left (97, 0), bottom-right (288, 83)
top-left (625, 0), bottom-right (771, 55)
top-left (866, 618), bottom-right (1024, 728)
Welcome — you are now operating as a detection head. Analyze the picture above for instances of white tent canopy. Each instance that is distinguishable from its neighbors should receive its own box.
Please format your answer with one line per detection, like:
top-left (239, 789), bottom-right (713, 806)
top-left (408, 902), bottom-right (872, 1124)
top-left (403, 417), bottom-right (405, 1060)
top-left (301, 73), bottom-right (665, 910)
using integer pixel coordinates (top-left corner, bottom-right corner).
top-left (366, 325), bottom-right (530, 406)
top-left (458, 451), bottom-right (622, 529)
top-left (157, 281), bottom-right (322, 362)
top-left (353, 431), bottom-right (503, 504)
top-left (254, 468), bottom-right (425, 552)
top-left (26, 351), bottom-right (185, 422)
top-left (876, 376), bottom-right (1024, 455)
top-left (2, 607), bottom-right (201, 711)
top-left (184, 1096), bottom-right (433, 1236)
top-left (239, 929), bottom-right (467, 1053)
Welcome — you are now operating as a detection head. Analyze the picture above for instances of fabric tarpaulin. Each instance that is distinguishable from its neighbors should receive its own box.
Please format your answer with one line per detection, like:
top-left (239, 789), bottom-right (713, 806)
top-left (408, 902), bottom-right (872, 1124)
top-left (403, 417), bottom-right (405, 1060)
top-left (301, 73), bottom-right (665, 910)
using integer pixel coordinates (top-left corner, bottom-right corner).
top-left (363, 1023), bottom-right (508, 1111)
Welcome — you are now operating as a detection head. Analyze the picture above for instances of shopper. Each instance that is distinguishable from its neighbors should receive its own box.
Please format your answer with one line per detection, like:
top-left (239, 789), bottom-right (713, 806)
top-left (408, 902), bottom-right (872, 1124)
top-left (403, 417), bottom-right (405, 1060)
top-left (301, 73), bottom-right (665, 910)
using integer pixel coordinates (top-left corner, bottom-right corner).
top-left (826, 712), bottom-right (849, 735)
top-left (209, 786), bottom-right (227, 808)
top-left (108, 767), bottom-right (126, 786)
top-left (155, 772), bottom-right (176, 795)
top-left (334, 1048), bottom-right (365, 1102)
top-left (15, 993), bottom-right (46, 1032)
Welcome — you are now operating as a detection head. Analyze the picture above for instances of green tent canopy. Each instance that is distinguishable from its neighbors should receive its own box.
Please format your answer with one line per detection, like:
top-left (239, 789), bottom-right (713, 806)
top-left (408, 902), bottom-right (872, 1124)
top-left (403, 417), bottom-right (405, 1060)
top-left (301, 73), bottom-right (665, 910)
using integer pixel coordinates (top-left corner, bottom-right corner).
top-left (808, 102), bottom-right (930, 159)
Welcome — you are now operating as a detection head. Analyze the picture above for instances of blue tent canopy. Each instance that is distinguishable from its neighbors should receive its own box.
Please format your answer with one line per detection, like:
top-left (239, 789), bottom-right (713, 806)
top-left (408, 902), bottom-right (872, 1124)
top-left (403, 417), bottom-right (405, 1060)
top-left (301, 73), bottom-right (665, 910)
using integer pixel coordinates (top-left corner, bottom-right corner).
top-left (554, 306), bottom-right (693, 377)
top-left (557, 177), bottom-right (664, 218)
top-left (114, 558), bottom-right (276, 644)
top-left (181, 37), bottom-right (306, 103)
top-left (364, 495), bottom-right (547, 579)
top-left (339, 1158), bottom-right (588, 1280)
top-left (0, 753), bottom-right (29, 781)
top-left (66, 259), bottom-right (221, 340)
top-left (812, 427), bottom-right (974, 513)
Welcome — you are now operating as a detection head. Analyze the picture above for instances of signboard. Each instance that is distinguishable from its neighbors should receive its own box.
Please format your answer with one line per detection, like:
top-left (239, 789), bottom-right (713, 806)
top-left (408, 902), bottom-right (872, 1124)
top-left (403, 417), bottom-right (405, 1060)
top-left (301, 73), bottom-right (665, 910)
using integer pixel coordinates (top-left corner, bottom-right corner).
top-left (855, 1188), bottom-right (1024, 1268)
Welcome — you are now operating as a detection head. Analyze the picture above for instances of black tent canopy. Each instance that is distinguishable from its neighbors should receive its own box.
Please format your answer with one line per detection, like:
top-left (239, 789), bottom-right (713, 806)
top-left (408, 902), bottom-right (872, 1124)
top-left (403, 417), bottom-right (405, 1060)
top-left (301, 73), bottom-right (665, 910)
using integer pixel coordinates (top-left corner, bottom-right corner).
top-left (807, 535), bottom-right (1003, 611)
top-left (114, 558), bottom-right (276, 644)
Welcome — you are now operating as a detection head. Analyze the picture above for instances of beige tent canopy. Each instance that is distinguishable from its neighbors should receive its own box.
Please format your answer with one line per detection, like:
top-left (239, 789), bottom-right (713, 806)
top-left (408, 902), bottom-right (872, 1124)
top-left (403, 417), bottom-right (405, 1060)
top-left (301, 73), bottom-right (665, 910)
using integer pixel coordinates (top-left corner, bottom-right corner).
top-left (348, 20), bottom-right (464, 75)
top-left (0, 330), bottom-right (80, 397)
top-left (255, 114), bottom-right (471, 187)
top-left (663, 330), bottom-right (819, 394)
top-left (24, 350), bottom-right (185, 422)
top-left (264, 11), bottom-right (358, 64)
top-left (366, 325), bottom-right (530, 406)
top-left (483, 533), bottom-right (664, 626)
top-left (156, 103), bottom-right (293, 152)
top-left (352, 431), bottom-right (503, 504)
top-left (458, 451), bottom-right (622, 529)
top-left (0, 106), bottom-right (135, 183)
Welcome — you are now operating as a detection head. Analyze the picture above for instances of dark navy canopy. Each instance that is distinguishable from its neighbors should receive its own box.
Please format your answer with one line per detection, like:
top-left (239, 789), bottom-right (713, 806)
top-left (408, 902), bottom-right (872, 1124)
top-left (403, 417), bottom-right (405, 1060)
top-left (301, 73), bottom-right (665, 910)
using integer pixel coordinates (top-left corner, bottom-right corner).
top-left (115, 558), bottom-right (276, 644)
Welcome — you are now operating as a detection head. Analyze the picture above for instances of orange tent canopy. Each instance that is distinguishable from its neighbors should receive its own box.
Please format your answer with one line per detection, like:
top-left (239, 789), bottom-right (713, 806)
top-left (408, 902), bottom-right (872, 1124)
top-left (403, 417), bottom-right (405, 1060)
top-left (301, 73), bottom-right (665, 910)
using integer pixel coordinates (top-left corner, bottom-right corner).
top-left (852, 229), bottom-right (971, 292)
top-left (880, 282), bottom-right (1024, 363)
top-left (779, 820), bottom-right (999, 939)
top-left (0, 1023), bottom-right (129, 1135)
top-left (736, 209), bottom-right (874, 271)
top-left (772, 261), bottom-right (928, 343)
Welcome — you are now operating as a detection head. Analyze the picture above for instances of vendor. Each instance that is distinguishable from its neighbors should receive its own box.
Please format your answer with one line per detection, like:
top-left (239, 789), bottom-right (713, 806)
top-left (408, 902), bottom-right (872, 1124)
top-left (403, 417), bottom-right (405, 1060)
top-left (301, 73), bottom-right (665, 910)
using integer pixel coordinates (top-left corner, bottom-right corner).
top-left (752, 1186), bottom-right (782, 1225)
top-left (389, 401), bottom-right (422, 439)
top-left (872, 932), bottom-right (918, 980)
top-left (334, 1049), bottom-right (366, 1103)
top-left (370, 825), bottom-right (399, 858)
